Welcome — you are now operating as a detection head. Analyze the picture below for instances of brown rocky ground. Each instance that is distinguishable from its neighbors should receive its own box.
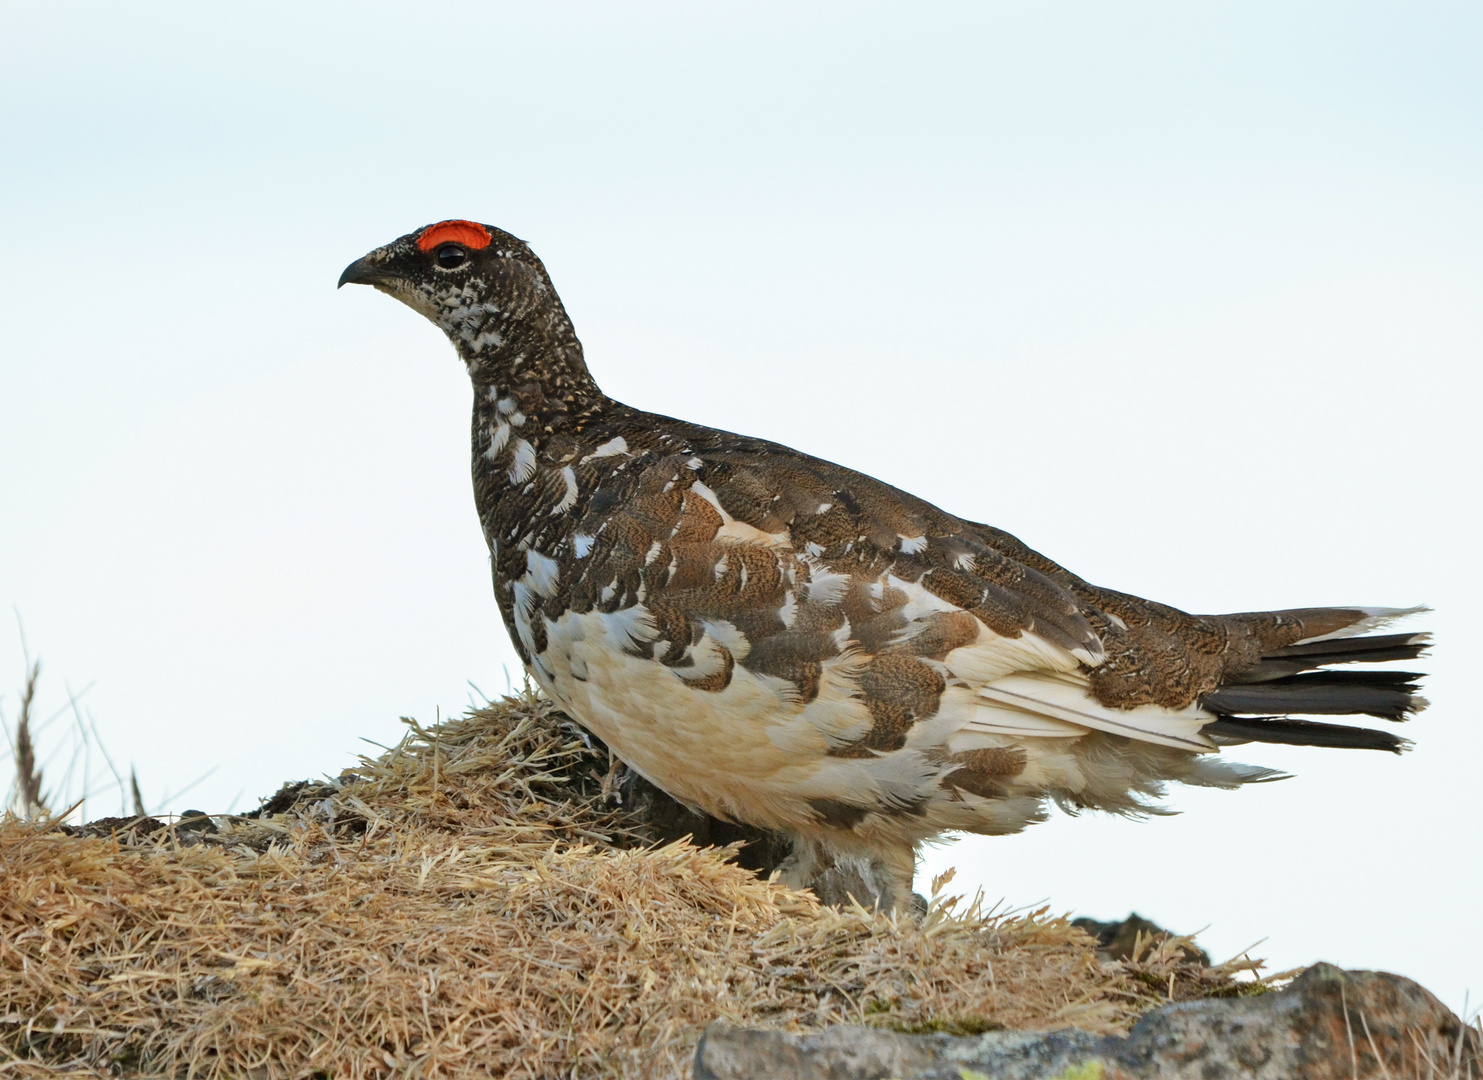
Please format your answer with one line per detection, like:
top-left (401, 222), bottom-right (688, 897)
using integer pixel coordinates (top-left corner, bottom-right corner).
top-left (2, 692), bottom-right (1468, 1078)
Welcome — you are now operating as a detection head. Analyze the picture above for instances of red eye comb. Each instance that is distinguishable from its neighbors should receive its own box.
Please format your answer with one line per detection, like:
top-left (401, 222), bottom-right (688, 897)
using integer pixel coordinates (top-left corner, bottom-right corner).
top-left (416, 220), bottom-right (493, 252)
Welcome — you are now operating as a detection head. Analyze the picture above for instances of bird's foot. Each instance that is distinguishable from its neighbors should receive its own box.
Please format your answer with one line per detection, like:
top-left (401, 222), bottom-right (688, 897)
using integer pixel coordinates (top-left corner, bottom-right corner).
top-left (780, 840), bottom-right (924, 916)
top-left (599, 752), bottom-right (626, 804)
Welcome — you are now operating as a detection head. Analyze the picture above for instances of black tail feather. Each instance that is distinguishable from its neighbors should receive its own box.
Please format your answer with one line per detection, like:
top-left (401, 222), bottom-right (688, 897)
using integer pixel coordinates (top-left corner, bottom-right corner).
top-left (1199, 616), bottom-right (1428, 753)
top-left (1238, 632), bottom-right (1431, 681)
top-left (1202, 669), bottom-right (1425, 721)
top-left (1202, 716), bottom-right (1411, 754)
top-left (1268, 631), bottom-right (1430, 661)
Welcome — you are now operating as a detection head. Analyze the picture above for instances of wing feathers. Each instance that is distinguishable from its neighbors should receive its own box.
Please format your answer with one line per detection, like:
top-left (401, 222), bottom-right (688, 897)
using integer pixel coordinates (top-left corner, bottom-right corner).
top-left (567, 431), bottom-right (1426, 767)
top-left (975, 674), bottom-right (1217, 752)
top-left (964, 701), bottom-right (1088, 738)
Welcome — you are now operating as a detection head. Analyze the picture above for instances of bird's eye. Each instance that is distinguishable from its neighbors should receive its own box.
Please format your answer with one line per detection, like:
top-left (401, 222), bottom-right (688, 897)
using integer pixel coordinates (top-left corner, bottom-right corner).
top-left (435, 244), bottom-right (467, 269)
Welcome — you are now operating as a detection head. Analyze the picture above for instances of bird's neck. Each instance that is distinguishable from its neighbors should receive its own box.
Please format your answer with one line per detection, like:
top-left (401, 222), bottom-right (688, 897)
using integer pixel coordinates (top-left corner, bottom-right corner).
top-left (455, 299), bottom-right (609, 453)
top-left (460, 313), bottom-right (617, 557)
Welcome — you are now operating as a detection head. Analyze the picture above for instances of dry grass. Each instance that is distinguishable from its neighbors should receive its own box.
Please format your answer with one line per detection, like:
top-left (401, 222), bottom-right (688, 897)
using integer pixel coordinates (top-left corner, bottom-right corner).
top-left (5, 659), bottom-right (47, 820)
top-left (2, 692), bottom-right (1259, 1079)
top-left (4, 651), bottom-right (149, 827)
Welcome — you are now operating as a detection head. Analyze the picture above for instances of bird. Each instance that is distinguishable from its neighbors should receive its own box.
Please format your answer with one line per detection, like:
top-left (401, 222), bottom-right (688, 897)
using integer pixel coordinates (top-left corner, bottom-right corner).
top-left (339, 219), bottom-right (1429, 911)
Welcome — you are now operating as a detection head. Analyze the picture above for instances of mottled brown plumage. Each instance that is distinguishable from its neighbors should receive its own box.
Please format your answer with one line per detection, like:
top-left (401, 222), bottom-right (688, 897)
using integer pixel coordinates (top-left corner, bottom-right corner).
top-left (340, 221), bottom-right (1430, 910)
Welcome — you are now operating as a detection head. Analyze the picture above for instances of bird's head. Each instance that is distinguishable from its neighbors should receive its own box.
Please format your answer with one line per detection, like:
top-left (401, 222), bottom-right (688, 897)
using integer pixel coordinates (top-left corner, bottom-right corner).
top-left (339, 220), bottom-right (585, 383)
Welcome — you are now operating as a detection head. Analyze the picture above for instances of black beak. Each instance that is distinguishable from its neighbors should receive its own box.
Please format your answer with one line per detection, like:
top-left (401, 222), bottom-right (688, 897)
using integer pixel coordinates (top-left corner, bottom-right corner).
top-left (338, 255), bottom-right (391, 289)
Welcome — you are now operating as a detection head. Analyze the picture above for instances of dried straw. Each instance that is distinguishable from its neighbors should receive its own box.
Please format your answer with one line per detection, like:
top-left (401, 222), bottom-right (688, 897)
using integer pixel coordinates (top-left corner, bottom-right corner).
top-left (1, 692), bottom-right (1255, 1078)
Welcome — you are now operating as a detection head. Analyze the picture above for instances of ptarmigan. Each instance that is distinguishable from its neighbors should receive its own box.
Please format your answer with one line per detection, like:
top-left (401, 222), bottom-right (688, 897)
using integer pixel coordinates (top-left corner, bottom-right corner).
top-left (340, 220), bottom-right (1429, 911)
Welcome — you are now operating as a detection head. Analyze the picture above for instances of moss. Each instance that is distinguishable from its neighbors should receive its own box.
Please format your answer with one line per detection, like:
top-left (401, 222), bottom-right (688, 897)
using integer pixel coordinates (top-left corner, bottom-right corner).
top-left (957, 1067), bottom-right (1103, 1080)
top-left (886, 1015), bottom-right (1006, 1037)
top-left (1200, 979), bottom-right (1275, 1000)
top-left (1054, 1064), bottom-right (1105, 1080)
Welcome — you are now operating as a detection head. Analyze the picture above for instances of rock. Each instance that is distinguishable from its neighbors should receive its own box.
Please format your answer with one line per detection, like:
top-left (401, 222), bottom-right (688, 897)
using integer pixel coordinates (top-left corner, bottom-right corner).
top-left (1073, 912), bottom-right (1211, 965)
top-left (175, 809), bottom-right (218, 835)
top-left (694, 963), bottom-right (1481, 1079)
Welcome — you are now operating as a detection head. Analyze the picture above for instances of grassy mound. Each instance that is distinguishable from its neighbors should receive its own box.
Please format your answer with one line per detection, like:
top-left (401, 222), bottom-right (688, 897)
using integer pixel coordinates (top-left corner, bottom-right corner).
top-left (1, 693), bottom-right (1258, 1078)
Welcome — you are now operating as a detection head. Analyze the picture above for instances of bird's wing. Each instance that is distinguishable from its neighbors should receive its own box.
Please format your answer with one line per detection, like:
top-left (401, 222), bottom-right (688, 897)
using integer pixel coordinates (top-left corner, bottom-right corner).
top-left (972, 673), bottom-right (1215, 750)
top-left (554, 431), bottom-right (1218, 756)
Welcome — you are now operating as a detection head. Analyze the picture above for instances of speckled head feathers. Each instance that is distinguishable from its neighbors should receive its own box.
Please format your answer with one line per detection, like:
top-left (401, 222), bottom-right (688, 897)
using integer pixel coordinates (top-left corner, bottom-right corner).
top-left (339, 221), bottom-right (591, 392)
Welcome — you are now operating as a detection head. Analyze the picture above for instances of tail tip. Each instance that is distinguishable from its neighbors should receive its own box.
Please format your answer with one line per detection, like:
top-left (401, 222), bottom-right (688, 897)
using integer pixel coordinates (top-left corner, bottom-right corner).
top-left (1296, 605), bottom-right (1431, 646)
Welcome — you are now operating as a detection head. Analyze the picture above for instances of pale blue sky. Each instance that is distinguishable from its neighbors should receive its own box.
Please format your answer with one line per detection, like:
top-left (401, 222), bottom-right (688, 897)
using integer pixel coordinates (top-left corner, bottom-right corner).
top-left (2, 3), bottom-right (1480, 1011)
